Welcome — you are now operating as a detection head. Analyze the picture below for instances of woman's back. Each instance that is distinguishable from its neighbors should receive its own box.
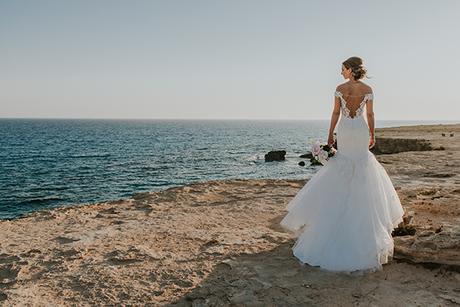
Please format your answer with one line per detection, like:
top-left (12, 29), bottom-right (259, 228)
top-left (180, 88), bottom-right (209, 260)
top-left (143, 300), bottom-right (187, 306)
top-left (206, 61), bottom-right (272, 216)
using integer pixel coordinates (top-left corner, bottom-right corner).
top-left (335, 81), bottom-right (373, 119)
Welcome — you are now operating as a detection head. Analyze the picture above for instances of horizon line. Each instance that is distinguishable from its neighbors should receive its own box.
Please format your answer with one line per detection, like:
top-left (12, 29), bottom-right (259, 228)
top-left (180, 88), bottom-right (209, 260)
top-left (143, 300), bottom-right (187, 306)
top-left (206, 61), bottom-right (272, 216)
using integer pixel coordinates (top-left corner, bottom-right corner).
top-left (0, 117), bottom-right (459, 122)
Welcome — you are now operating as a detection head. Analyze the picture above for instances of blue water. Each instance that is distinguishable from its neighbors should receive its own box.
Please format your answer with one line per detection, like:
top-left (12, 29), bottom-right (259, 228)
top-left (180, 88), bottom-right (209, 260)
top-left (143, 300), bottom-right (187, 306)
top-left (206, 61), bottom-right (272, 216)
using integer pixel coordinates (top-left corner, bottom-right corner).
top-left (0, 118), bottom-right (457, 220)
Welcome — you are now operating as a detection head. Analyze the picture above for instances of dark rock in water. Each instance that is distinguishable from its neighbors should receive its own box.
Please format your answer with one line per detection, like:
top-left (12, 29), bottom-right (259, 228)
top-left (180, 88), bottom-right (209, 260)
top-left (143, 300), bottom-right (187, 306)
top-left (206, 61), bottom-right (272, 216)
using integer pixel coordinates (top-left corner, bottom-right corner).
top-left (298, 161), bottom-right (305, 166)
top-left (299, 151), bottom-right (313, 159)
top-left (442, 133), bottom-right (446, 137)
top-left (264, 150), bottom-right (286, 162)
top-left (434, 146), bottom-right (445, 150)
top-left (370, 137), bottom-right (433, 155)
top-left (450, 133), bottom-right (454, 137)
top-left (310, 159), bottom-right (322, 166)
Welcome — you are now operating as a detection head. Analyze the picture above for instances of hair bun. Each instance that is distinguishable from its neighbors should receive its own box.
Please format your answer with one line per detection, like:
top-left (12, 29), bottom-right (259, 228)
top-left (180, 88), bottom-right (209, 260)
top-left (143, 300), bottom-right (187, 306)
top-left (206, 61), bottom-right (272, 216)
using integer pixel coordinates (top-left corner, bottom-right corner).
top-left (343, 57), bottom-right (369, 80)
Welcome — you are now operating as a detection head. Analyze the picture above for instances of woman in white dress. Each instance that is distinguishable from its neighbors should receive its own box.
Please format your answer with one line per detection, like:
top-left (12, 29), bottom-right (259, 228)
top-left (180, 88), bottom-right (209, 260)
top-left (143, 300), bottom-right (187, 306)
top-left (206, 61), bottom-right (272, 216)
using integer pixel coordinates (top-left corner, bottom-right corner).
top-left (280, 56), bottom-right (405, 274)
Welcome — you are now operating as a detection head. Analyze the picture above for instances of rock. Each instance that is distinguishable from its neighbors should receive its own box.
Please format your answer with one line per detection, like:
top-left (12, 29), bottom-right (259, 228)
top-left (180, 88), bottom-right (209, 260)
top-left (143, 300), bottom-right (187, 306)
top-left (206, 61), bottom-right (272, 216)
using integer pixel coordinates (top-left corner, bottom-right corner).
top-left (0, 264), bottom-right (20, 284)
top-left (298, 161), bottom-right (305, 166)
top-left (299, 152), bottom-right (313, 159)
top-left (229, 290), bottom-right (260, 305)
top-left (438, 294), bottom-right (459, 304)
top-left (98, 207), bottom-right (119, 215)
top-left (264, 150), bottom-right (286, 162)
top-left (394, 223), bottom-right (460, 266)
top-left (370, 137), bottom-right (433, 155)
top-left (392, 225), bottom-right (416, 236)
top-left (105, 248), bottom-right (149, 265)
top-left (54, 236), bottom-right (80, 244)
top-left (403, 211), bottom-right (415, 224)
top-left (435, 225), bottom-right (443, 233)
top-left (220, 258), bottom-right (237, 269)
top-left (310, 159), bottom-right (322, 166)
top-left (392, 211), bottom-right (416, 236)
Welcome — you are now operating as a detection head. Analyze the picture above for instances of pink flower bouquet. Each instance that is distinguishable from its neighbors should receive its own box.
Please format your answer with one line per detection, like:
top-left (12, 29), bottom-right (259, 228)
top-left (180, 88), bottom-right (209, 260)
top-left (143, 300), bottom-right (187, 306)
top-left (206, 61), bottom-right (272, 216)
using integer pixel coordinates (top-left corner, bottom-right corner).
top-left (310, 140), bottom-right (337, 166)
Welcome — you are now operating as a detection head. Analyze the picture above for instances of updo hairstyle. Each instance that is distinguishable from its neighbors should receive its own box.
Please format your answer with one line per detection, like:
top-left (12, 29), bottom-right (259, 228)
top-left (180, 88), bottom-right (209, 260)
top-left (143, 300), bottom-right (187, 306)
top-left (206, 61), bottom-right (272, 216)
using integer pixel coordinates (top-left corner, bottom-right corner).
top-left (342, 56), bottom-right (371, 80)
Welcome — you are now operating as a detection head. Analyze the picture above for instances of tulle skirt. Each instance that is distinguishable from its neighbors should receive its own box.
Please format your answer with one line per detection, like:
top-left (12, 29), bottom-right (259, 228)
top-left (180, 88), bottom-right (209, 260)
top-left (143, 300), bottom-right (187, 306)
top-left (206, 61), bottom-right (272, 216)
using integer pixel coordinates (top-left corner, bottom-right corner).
top-left (280, 149), bottom-right (405, 274)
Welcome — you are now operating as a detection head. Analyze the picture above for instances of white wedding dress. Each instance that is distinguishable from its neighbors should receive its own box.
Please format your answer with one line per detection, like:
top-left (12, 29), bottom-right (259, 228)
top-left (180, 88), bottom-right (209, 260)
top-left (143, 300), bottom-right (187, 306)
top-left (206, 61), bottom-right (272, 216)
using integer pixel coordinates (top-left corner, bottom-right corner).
top-left (280, 90), bottom-right (405, 274)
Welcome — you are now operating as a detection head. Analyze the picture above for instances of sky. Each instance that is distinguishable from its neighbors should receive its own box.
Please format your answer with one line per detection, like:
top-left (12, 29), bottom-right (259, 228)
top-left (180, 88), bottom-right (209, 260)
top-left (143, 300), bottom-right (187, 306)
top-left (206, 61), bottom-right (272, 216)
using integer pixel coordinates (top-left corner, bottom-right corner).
top-left (1, 0), bottom-right (459, 120)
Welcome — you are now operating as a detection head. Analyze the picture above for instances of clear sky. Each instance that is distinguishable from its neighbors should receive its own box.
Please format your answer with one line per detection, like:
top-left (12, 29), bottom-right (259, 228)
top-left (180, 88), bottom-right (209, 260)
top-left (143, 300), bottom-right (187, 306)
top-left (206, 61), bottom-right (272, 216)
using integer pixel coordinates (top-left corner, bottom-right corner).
top-left (1, 0), bottom-right (459, 120)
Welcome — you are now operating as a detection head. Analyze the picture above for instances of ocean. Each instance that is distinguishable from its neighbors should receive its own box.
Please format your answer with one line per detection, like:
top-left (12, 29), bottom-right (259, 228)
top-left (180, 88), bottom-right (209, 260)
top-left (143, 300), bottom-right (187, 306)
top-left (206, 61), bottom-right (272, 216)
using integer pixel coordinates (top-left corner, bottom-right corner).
top-left (0, 118), bottom-right (457, 220)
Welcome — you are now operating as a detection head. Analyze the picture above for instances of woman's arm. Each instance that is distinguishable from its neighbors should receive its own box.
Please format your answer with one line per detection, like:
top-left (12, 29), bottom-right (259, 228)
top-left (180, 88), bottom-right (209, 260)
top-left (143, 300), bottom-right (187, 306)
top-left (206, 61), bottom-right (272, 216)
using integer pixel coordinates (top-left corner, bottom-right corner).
top-left (366, 99), bottom-right (375, 148)
top-left (328, 95), bottom-right (341, 146)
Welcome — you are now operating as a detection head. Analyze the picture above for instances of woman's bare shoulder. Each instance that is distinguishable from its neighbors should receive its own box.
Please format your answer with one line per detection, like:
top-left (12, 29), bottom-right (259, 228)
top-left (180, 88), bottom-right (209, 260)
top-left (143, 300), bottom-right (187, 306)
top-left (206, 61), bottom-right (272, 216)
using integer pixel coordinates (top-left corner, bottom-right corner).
top-left (360, 82), bottom-right (373, 92)
top-left (336, 82), bottom-right (372, 93)
top-left (335, 82), bottom-right (347, 90)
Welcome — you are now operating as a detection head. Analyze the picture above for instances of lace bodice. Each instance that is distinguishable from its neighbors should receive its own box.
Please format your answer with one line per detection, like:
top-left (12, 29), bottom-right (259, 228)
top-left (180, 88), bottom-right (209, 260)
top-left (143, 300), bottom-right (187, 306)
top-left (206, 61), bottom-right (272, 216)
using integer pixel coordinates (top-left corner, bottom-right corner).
top-left (334, 91), bottom-right (373, 119)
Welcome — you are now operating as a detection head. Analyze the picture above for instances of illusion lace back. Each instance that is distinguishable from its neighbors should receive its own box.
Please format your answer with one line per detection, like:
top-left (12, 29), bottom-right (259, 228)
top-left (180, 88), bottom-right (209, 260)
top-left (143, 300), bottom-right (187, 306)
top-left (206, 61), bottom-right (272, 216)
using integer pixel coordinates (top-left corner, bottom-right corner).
top-left (334, 91), bottom-right (374, 119)
top-left (280, 90), bottom-right (405, 274)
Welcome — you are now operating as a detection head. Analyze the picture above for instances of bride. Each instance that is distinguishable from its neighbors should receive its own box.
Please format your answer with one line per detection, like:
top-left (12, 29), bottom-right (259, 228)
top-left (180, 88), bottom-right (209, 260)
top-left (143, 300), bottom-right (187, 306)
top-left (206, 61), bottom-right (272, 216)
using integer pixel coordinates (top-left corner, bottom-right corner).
top-left (280, 56), bottom-right (405, 274)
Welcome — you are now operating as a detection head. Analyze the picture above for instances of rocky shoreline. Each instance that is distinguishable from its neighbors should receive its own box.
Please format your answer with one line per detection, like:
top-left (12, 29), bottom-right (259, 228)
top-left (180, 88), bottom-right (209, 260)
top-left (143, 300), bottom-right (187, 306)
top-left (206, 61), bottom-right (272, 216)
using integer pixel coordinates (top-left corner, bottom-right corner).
top-left (0, 123), bottom-right (459, 306)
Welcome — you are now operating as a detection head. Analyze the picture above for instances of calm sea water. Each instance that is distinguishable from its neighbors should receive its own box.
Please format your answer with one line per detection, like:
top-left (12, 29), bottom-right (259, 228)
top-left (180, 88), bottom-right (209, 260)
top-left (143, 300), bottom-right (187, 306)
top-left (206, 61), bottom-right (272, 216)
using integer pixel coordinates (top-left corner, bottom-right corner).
top-left (0, 118), bottom-right (457, 220)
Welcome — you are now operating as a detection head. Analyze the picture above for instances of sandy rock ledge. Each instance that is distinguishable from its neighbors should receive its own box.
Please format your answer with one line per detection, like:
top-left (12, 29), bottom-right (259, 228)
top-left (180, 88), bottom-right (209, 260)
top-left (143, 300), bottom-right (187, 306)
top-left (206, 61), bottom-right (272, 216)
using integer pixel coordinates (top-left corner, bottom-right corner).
top-left (0, 123), bottom-right (459, 306)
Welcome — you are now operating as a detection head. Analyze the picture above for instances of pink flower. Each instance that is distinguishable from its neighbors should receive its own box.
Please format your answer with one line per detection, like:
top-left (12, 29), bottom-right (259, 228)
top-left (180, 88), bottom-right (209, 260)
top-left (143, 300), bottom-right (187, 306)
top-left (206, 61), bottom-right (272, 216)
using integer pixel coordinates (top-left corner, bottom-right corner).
top-left (317, 150), bottom-right (329, 165)
top-left (311, 140), bottom-right (322, 156)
